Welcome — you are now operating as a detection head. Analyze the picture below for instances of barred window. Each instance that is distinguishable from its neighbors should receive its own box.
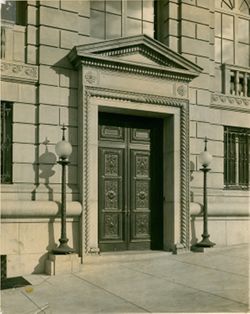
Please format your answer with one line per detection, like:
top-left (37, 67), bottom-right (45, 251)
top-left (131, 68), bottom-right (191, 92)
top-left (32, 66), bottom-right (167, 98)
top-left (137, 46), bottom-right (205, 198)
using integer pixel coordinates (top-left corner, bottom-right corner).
top-left (224, 126), bottom-right (250, 189)
top-left (1, 102), bottom-right (13, 184)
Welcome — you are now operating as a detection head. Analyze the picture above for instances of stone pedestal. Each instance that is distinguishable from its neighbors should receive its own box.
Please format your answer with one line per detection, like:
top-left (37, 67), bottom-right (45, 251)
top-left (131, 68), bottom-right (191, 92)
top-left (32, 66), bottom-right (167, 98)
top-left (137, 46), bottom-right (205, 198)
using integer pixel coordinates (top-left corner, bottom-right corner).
top-left (45, 253), bottom-right (81, 275)
top-left (191, 245), bottom-right (215, 253)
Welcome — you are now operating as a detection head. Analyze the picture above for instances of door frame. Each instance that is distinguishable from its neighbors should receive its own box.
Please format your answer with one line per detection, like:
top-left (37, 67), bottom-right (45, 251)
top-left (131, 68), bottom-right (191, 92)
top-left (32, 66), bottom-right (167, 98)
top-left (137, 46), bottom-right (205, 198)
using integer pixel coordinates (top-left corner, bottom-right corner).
top-left (98, 112), bottom-right (164, 251)
top-left (80, 91), bottom-right (189, 255)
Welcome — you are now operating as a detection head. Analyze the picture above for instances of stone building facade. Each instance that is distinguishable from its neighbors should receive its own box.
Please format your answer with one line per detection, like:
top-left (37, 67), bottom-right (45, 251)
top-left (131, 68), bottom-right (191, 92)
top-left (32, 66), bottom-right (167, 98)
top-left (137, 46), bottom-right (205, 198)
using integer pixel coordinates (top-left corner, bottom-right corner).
top-left (1, 0), bottom-right (249, 276)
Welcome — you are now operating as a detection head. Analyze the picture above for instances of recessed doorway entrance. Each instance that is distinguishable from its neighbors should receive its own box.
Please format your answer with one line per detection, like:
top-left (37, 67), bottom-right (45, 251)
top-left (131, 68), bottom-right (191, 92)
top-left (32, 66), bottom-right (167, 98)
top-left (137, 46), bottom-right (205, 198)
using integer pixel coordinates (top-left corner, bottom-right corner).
top-left (98, 113), bottom-right (163, 252)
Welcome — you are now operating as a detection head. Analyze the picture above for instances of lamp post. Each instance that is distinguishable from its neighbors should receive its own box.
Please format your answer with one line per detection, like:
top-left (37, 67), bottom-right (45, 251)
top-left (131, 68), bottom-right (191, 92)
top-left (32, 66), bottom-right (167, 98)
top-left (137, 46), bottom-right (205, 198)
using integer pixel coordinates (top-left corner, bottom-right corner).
top-left (53, 124), bottom-right (75, 254)
top-left (196, 137), bottom-right (215, 248)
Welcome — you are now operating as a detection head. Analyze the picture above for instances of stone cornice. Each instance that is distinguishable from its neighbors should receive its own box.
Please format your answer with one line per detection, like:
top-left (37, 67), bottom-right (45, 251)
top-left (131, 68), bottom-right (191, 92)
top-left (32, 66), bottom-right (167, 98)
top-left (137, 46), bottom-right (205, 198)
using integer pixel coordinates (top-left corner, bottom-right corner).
top-left (76, 53), bottom-right (196, 82)
top-left (211, 93), bottom-right (250, 112)
top-left (1, 60), bottom-right (38, 84)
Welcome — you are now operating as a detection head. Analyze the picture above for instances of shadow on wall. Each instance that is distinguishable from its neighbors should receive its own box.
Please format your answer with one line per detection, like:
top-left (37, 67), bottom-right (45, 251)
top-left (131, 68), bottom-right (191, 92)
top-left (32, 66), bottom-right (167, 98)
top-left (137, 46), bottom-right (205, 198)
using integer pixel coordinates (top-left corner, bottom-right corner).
top-left (190, 216), bottom-right (199, 246)
top-left (189, 160), bottom-right (199, 245)
top-left (53, 57), bottom-right (78, 197)
top-left (32, 138), bottom-right (57, 200)
top-left (33, 217), bottom-right (57, 274)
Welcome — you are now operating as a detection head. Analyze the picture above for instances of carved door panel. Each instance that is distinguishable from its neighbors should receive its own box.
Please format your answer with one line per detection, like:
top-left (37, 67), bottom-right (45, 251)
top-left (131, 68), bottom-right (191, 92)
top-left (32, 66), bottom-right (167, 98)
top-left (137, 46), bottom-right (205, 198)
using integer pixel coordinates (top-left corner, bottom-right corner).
top-left (98, 113), bottom-right (163, 252)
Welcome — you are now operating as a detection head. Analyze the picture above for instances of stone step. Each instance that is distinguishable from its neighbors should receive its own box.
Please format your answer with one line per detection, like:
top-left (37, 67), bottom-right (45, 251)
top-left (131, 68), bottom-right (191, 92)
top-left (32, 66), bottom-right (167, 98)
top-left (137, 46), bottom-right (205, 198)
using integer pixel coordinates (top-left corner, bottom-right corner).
top-left (83, 250), bottom-right (172, 265)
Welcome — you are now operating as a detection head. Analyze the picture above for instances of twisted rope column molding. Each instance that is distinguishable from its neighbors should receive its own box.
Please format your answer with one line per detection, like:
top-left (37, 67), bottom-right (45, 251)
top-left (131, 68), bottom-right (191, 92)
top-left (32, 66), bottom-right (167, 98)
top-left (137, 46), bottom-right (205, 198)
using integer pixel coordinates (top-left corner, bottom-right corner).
top-left (179, 104), bottom-right (190, 251)
top-left (83, 91), bottom-right (90, 253)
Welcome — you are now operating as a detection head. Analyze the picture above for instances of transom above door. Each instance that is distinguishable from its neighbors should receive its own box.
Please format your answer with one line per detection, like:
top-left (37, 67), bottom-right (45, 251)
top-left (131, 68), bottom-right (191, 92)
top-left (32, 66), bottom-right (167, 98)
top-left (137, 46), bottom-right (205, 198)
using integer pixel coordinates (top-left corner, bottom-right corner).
top-left (98, 113), bottom-right (163, 252)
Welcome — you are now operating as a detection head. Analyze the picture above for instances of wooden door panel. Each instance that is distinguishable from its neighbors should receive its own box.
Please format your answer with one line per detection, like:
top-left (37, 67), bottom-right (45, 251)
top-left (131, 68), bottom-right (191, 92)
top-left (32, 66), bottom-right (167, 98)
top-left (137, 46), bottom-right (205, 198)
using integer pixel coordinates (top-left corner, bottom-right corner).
top-left (98, 147), bottom-right (125, 248)
top-left (130, 150), bottom-right (151, 248)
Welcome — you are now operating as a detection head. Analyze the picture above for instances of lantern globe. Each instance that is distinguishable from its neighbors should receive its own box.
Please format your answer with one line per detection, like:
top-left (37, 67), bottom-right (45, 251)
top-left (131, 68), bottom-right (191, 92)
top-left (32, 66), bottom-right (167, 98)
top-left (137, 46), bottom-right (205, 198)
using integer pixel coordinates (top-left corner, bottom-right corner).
top-left (199, 150), bottom-right (213, 167)
top-left (55, 140), bottom-right (72, 159)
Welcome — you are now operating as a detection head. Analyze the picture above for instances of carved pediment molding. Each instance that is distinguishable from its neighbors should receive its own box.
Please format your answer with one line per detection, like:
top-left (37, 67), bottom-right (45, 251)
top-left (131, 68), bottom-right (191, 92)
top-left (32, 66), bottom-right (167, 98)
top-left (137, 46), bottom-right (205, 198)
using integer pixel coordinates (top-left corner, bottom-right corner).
top-left (69, 35), bottom-right (202, 82)
top-left (97, 45), bottom-right (181, 68)
top-left (1, 60), bottom-right (38, 84)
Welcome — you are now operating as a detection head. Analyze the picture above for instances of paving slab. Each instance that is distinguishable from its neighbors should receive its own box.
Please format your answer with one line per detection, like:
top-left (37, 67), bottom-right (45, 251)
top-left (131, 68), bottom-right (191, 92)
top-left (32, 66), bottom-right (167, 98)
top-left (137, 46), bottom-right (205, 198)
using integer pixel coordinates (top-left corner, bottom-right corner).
top-left (1, 244), bottom-right (249, 314)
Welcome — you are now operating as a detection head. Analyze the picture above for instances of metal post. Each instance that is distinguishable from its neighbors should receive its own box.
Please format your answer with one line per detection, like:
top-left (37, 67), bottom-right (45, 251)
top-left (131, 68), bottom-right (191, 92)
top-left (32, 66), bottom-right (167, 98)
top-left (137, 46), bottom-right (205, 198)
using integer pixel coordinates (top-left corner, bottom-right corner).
top-left (53, 158), bottom-right (75, 254)
top-left (196, 165), bottom-right (215, 248)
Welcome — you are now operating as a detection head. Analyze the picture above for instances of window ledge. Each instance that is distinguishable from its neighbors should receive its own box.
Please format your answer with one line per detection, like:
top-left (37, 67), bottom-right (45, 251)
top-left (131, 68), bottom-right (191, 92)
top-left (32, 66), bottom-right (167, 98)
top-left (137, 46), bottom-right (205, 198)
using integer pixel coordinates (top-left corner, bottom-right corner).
top-left (223, 63), bottom-right (250, 74)
top-left (224, 186), bottom-right (249, 191)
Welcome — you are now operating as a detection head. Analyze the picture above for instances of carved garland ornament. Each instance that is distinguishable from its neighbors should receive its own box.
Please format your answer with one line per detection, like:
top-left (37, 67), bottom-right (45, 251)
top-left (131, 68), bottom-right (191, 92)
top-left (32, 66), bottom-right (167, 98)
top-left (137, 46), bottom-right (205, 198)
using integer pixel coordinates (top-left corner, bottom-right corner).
top-left (211, 93), bottom-right (250, 112)
top-left (1, 61), bottom-right (38, 82)
top-left (83, 87), bottom-right (190, 252)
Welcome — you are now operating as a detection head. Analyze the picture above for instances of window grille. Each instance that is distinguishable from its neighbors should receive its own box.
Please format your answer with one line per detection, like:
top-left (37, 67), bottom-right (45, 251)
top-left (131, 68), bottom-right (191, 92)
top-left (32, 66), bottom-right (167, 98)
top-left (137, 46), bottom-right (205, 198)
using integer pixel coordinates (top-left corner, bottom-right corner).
top-left (224, 126), bottom-right (250, 189)
top-left (1, 102), bottom-right (13, 184)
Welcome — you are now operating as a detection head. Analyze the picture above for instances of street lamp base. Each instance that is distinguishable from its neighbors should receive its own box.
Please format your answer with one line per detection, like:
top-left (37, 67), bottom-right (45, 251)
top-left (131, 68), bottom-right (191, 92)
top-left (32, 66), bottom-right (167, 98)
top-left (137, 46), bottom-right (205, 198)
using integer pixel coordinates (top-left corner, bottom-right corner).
top-left (196, 235), bottom-right (216, 248)
top-left (53, 242), bottom-right (75, 254)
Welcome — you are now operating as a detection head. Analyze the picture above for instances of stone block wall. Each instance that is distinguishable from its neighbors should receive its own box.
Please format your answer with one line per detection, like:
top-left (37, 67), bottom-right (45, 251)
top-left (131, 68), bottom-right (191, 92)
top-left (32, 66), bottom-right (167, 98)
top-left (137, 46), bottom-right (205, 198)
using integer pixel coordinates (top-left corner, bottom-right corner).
top-left (166, 0), bottom-right (249, 240)
top-left (27, 0), bottom-right (91, 201)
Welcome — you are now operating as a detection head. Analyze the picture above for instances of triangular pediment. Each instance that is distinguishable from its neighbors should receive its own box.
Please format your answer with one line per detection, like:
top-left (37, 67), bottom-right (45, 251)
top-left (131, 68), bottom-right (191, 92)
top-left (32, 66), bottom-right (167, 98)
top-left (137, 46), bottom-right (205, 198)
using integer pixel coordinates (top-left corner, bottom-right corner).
top-left (69, 35), bottom-right (202, 79)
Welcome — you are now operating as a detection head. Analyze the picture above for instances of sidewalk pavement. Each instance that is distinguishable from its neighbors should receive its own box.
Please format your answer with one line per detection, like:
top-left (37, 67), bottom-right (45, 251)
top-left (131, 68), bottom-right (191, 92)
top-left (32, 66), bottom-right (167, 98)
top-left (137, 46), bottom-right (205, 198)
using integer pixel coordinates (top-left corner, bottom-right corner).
top-left (1, 244), bottom-right (249, 314)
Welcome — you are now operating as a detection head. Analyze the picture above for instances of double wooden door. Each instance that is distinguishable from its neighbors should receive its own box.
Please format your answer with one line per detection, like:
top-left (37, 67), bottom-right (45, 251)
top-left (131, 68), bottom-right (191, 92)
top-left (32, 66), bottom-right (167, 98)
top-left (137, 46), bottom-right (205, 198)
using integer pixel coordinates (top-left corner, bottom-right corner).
top-left (98, 113), bottom-right (163, 252)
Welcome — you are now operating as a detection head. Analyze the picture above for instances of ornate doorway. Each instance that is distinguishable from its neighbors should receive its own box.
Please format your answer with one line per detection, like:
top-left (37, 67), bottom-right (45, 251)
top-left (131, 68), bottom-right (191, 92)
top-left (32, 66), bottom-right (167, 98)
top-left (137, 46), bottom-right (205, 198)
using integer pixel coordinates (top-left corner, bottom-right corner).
top-left (98, 113), bottom-right (163, 252)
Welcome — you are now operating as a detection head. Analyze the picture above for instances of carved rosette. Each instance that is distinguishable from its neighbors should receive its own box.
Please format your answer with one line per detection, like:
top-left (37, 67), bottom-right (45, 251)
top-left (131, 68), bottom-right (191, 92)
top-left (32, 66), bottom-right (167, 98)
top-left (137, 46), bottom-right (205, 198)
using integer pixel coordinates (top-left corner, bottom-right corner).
top-left (105, 181), bottom-right (118, 209)
top-left (84, 70), bottom-right (98, 85)
top-left (176, 84), bottom-right (188, 98)
top-left (136, 181), bottom-right (149, 209)
top-left (104, 214), bottom-right (118, 237)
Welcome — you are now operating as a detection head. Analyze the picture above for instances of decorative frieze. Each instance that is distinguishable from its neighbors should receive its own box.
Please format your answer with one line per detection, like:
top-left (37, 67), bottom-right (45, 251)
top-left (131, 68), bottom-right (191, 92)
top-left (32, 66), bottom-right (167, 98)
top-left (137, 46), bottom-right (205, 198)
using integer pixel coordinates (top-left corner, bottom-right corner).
top-left (1, 61), bottom-right (38, 83)
top-left (211, 93), bottom-right (250, 112)
top-left (1, 61), bottom-right (38, 84)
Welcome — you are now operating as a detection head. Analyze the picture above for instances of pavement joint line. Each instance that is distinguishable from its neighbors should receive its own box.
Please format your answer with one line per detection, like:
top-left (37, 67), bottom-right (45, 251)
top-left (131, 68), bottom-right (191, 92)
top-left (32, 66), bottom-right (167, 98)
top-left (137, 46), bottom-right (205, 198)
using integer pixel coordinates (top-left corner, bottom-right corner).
top-left (209, 252), bottom-right (249, 261)
top-left (170, 257), bottom-right (248, 278)
top-left (18, 289), bottom-right (49, 314)
top-left (119, 264), bottom-right (249, 308)
top-left (72, 273), bottom-right (151, 313)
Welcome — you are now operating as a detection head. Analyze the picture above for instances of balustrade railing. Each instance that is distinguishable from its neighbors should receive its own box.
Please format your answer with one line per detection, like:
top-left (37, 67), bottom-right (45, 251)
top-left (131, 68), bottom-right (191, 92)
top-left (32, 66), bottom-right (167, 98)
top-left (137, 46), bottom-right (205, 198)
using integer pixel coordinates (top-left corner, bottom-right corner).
top-left (223, 64), bottom-right (250, 98)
